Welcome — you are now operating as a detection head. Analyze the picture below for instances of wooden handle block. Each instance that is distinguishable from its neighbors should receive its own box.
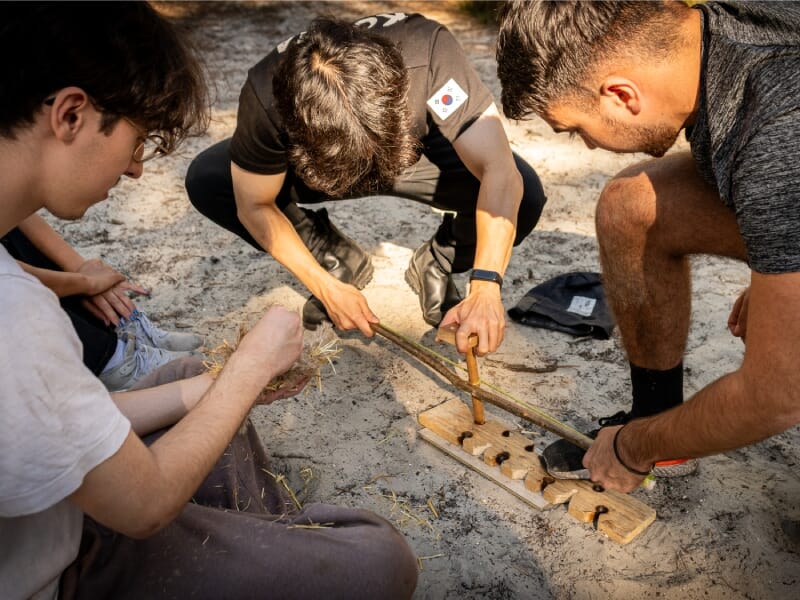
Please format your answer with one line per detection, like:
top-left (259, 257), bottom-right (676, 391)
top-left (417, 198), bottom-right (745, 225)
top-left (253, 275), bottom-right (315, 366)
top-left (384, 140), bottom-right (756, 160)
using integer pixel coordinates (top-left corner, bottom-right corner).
top-left (436, 323), bottom-right (478, 349)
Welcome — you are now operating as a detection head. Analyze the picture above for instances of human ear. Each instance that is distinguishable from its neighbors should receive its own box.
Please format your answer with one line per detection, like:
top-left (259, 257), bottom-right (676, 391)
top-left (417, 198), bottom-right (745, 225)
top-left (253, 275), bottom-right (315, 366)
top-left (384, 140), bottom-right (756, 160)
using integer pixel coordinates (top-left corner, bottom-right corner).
top-left (47, 87), bottom-right (92, 141)
top-left (600, 77), bottom-right (641, 116)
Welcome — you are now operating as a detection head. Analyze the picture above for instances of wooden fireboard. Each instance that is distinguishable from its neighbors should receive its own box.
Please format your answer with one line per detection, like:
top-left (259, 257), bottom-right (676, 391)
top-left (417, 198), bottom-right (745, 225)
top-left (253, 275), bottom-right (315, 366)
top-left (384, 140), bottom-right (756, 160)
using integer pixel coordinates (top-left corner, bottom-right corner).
top-left (418, 398), bottom-right (656, 545)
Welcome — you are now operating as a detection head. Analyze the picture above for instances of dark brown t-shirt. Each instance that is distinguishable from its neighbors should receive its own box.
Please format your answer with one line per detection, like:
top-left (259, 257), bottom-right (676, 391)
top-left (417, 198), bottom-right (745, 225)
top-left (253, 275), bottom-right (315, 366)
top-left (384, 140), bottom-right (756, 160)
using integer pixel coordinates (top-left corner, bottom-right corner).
top-left (229, 12), bottom-right (494, 176)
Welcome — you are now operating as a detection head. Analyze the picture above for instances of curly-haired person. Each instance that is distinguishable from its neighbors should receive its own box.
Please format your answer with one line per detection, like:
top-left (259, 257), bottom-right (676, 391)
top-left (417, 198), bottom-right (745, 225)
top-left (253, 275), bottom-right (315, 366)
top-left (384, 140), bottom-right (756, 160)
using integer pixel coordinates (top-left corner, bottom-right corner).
top-left (187, 12), bottom-right (548, 356)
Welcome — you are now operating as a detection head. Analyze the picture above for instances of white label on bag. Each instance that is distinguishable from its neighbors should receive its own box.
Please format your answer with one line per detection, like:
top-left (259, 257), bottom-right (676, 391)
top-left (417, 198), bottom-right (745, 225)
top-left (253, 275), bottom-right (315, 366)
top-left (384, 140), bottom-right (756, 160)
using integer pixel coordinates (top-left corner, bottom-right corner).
top-left (567, 295), bottom-right (596, 317)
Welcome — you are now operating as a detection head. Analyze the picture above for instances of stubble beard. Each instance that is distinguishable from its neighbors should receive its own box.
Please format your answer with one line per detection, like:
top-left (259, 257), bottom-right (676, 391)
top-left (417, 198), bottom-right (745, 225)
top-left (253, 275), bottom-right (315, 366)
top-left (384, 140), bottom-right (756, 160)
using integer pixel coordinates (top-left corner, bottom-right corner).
top-left (640, 123), bottom-right (682, 158)
top-left (602, 114), bottom-right (682, 157)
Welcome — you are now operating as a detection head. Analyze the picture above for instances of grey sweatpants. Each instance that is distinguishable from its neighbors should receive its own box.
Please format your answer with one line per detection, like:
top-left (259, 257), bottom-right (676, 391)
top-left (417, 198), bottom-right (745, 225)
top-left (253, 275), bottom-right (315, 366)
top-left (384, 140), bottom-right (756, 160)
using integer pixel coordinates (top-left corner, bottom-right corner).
top-left (59, 359), bottom-right (418, 600)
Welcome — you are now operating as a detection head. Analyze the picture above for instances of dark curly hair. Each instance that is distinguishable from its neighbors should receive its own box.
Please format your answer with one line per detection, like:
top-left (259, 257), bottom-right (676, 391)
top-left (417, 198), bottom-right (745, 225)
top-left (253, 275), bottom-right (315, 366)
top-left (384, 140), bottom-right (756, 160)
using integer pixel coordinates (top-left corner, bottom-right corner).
top-left (0, 2), bottom-right (209, 152)
top-left (273, 17), bottom-right (419, 198)
top-left (497, 0), bottom-right (681, 119)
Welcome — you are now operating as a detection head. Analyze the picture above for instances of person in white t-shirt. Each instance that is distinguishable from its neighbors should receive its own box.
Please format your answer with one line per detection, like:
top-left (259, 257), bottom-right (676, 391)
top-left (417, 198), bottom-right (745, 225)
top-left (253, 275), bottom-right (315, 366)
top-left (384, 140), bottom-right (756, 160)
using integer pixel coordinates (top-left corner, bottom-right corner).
top-left (0, 4), bottom-right (417, 600)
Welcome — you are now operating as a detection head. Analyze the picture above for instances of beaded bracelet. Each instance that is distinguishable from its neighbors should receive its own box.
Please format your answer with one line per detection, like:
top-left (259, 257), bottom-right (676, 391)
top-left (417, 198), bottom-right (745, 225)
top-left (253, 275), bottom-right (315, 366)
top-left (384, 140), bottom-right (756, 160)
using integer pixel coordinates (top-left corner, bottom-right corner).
top-left (612, 425), bottom-right (653, 476)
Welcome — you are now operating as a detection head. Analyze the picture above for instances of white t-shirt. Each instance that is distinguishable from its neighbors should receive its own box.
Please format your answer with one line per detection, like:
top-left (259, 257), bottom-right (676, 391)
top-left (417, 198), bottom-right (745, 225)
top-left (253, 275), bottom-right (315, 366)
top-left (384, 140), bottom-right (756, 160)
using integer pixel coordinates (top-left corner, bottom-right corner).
top-left (0, 247), bottom-right (131, 600)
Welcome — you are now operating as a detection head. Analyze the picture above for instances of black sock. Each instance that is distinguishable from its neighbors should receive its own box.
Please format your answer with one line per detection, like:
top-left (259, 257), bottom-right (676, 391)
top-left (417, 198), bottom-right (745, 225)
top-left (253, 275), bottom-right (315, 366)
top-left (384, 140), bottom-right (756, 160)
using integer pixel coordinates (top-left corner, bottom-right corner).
top-left (630, 362), bottom-right (683, 419)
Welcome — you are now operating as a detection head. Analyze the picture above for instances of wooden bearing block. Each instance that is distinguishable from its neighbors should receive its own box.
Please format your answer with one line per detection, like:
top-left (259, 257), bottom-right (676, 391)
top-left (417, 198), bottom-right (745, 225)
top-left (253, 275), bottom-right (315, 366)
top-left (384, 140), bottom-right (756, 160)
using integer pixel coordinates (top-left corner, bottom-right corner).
top-left (418, 398), bottom-right (656, 544)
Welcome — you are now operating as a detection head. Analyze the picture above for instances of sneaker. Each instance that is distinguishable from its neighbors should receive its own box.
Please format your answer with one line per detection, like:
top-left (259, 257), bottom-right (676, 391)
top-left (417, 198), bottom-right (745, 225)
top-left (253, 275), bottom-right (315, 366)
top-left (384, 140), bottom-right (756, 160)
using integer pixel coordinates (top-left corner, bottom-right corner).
top-left (118, 309), bottom-right (204, 352)
top-left (597, 410), bottom-right (631, 429)
top-left (404, 240), bottom-right (462, 327)
top-left (652, 458), bottom-right (698, 477)
top-left (100, 333), bottom-right (198, 392)
top-left (597, 410), bottom-right (698, 477)
top-left (544, 410), bottom-right (698, 479)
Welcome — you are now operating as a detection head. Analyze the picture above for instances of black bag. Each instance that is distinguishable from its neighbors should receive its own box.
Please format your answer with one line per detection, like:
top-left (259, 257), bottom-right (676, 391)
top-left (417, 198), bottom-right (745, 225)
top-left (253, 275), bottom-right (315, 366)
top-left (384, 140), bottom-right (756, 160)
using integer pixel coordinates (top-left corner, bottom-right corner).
top-left (507, 272), bottom-right (615, 339)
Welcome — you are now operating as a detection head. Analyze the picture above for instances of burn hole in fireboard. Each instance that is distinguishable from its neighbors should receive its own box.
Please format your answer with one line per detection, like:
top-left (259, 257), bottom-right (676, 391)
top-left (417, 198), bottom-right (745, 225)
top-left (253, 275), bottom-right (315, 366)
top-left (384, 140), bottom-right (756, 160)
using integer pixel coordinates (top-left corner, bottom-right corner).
top-left (593, 505), bottom-right (609, 530)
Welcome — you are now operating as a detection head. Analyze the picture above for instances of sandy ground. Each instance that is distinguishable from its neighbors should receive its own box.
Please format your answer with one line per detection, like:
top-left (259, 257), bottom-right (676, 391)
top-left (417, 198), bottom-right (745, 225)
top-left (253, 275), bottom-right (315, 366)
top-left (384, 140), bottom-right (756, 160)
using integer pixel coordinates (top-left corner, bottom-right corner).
top-left (49, 2), bottom-right (799, 598)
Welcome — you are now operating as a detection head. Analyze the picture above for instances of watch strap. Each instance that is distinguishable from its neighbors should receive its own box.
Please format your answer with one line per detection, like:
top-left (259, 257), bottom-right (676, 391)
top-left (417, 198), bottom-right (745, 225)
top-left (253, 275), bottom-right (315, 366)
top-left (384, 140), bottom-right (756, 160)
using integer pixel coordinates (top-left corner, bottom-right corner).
top-left (469, 269), bottom-right (503, 288)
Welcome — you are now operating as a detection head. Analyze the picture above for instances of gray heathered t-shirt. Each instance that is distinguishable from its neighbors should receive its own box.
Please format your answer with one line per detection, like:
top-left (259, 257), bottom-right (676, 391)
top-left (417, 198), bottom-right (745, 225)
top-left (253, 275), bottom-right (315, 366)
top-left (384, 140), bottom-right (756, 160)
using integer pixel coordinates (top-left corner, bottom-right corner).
top-left (687, 1), bottom-right (800, 273)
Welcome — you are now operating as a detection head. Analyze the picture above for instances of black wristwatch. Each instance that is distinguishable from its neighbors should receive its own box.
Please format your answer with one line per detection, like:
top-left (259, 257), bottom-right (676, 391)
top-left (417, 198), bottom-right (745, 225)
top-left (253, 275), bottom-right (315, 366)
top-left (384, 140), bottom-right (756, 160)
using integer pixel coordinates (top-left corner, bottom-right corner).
top-left (469, 269), bottom-right (503, 288)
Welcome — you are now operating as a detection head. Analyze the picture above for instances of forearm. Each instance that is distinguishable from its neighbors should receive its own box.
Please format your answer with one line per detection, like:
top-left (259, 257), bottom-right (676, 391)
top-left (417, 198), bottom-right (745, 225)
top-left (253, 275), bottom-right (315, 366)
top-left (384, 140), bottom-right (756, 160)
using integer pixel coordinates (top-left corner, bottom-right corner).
top-left (623, 370), bottom-right (799, 464)
top-left (452, 104), bottom-right (523, 279)
top-left (471, 167), bottom-right (522, 276)
top-left (74, 362), bottom-right (271, 538)
top-left (111, 373), bottom-right (214, 436)
top-left (241, 203), bottom-right (331, 297)
top-left (473, 204), bottom-right (517, 275)
top-left (143, 356), bottom-right (275, 508)
top-left (16, 261), bottom-right (90, 297)
top-left (17, 213), bottom-right (84, 271)
top-left (231, 164), bottom-right (333, 296)
top-left (73, 307), bottom-right (304, 538)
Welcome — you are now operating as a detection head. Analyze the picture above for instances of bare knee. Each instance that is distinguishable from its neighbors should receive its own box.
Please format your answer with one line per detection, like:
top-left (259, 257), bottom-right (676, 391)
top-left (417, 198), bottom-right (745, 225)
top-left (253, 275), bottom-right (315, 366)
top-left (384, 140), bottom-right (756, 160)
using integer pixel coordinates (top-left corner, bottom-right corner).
top-left (596, 172), bottom-right (657, 250)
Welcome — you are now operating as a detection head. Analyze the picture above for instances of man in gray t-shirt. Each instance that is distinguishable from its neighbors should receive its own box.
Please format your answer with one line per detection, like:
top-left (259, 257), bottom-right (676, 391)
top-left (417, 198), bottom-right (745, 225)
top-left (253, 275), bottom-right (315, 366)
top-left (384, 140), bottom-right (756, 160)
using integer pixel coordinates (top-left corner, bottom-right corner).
top-left (497, 1), bottom-right (800, 491)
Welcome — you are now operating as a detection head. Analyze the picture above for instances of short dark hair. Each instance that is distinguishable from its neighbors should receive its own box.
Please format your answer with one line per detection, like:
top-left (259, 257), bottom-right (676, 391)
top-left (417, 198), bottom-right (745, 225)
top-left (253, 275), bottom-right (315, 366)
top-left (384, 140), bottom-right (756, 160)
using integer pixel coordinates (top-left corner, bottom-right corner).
top-left (0, 2), bottom-right (209, 152)
top-left (497, 0), bottom-right (681, 119)
top-left (273, 17), bottom-right (419, 198)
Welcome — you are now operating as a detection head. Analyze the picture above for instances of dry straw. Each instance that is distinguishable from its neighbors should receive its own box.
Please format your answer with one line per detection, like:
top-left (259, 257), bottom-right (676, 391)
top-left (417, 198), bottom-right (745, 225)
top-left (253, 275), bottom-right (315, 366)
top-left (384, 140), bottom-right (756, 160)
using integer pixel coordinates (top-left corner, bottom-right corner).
top-left (204, 320), bottom-right (341, 395)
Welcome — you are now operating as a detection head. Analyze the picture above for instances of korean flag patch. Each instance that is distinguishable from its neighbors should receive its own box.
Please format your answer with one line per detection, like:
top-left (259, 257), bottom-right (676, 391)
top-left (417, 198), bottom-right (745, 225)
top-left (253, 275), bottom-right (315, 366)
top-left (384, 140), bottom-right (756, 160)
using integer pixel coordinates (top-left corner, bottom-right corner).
top-left (427, 79), bottom-right (468, 121)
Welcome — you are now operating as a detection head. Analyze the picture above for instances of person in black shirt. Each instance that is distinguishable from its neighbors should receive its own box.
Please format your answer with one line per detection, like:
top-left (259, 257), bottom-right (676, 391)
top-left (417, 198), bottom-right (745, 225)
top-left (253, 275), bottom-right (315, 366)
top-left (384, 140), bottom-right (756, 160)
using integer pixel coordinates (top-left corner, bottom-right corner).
top-left (187, 12), bottom-right (546, 355)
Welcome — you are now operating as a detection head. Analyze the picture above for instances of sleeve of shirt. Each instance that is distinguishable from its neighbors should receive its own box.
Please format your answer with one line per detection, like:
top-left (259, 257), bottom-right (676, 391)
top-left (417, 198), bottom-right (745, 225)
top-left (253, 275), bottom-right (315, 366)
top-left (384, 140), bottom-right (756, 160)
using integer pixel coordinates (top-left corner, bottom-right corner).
top-left (229, 74), bottom-right (290, 175)
top-left (425, 25), bottom-right (494, 142)
top-left (0, 273), bottom-right (130, 517)
top-left (732, 107), bottom-right (800, 274)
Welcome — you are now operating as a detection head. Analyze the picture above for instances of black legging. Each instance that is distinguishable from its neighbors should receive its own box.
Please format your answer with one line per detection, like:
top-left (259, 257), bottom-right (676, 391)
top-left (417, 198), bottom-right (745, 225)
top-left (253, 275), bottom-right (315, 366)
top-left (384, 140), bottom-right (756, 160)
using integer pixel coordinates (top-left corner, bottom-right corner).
top-left (186, 131), bottom-right (547, 273)
top-left (0, 229), bottom-right (117, 375)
